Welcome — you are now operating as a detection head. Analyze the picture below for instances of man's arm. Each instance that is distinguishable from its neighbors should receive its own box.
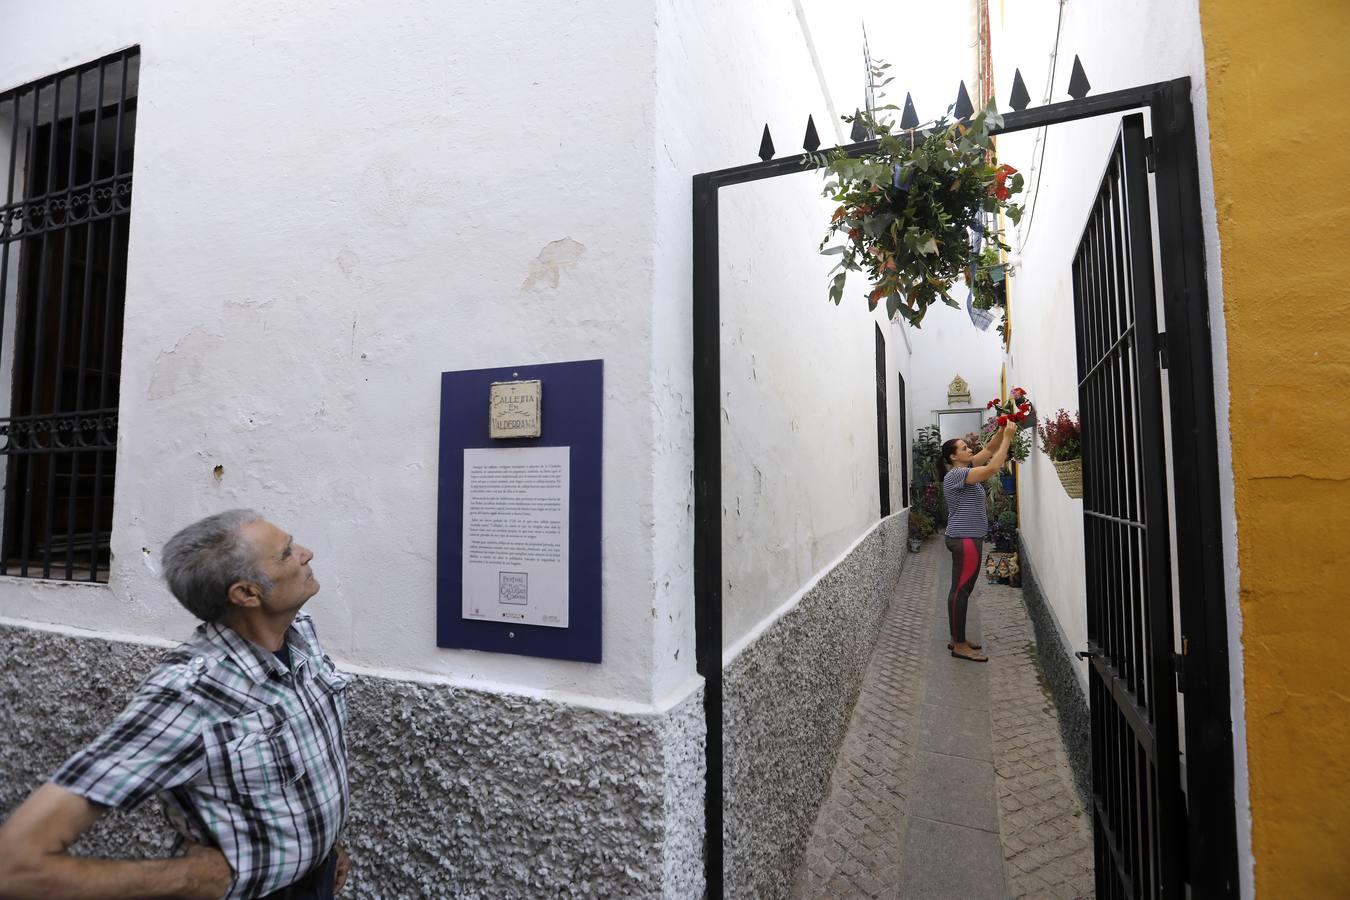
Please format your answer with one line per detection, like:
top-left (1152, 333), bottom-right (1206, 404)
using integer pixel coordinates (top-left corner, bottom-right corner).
top-left (0, 783), bottom-right (231, 900)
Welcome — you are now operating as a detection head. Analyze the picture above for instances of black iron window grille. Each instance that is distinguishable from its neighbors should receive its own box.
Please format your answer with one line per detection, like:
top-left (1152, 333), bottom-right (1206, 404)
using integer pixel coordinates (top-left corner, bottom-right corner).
top-left (0, 48), bottom-right (138, 583)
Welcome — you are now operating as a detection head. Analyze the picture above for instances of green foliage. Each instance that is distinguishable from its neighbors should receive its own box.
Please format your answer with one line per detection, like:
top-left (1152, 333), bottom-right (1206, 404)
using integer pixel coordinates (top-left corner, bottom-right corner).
top-left (970, 246), bottom-right (1007, 312)
top-left (984, 472), bottom-right (1017, 524)
top-left (908, 509), bottom-right (935, 539)
top-left (810, 86), bottom-right (1025, 327)
top-left (909, 425), bottom-right (948, 528)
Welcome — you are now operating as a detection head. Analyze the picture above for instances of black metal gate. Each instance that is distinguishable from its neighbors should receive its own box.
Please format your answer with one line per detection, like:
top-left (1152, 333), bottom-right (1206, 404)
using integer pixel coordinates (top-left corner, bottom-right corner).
top-left (1072, 114), bottom-right (1183, 898)
top-left (694, 77), bottom-right (1239, 898)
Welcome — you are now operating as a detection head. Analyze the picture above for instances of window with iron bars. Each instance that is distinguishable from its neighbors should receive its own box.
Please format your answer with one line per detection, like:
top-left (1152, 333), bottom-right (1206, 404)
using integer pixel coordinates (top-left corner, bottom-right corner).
top-left (0, 48), bottom-right (138, 583)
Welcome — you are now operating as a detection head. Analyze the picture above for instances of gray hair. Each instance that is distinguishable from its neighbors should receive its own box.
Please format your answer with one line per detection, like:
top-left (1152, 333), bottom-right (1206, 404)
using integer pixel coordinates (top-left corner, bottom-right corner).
top-left (162, 509), bottom-right (273, 622)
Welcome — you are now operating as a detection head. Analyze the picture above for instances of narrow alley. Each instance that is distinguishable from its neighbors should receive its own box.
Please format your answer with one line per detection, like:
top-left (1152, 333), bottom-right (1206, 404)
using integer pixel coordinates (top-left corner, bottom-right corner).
top-left (791, 541), bottom-right (1094, 899)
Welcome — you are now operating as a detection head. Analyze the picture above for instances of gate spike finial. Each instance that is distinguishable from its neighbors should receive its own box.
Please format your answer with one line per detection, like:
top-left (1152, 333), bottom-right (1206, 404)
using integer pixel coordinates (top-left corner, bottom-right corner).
top-left (953, 81), bottom-right (974, 121)
top-left (758, 124), bottom-right (775, 161)
top-left (803, 115), bottom-right (820, 152)
top-left (900, 93), bottom-right (919, 130)
top-left (1009, 69), bottom-right (1031, 111)
top-left (849, 109), bottom-right (869, 143)
top-left (1067, 55), bottom-right (1091, 100)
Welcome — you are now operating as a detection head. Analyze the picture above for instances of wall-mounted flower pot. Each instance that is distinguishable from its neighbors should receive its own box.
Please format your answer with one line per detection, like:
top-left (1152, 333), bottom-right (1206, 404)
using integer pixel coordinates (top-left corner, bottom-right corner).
top-left (1000, 472), bottom-right (1016, 494)
top-left (907, 537), bottom-right (923, 553)
top-left (1053, 457), bottom-right (1083, 499)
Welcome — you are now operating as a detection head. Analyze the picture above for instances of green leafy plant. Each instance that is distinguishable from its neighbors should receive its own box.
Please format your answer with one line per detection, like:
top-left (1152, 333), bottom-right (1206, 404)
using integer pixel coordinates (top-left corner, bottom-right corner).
top-left (909, 424), bottom-right (948, 527)
top-left (984, 470), bottom-right (1017, 523)
top-left (908, 509), bottom-right (935, 539)
top-left (989, 517), bottom-right (1018, 552)
top-left (971, 246), bottom-right (1007, 312)
top-left (810, 70), bottom-right (1024, 327)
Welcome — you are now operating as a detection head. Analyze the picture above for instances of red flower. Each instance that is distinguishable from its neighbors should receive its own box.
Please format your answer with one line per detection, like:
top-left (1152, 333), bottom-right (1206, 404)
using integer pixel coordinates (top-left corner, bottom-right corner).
top-left (996, 415), bottom-right (1009, 426)
top-left (990, 164), bottom-right (1018, 202)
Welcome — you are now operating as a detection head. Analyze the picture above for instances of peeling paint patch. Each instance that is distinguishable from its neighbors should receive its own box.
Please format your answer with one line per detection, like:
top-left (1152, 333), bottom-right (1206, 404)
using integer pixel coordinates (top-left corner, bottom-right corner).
top-left (521, 238), bottom-right (586, 292)
top-left (148, 328), bottom-right (217, 400)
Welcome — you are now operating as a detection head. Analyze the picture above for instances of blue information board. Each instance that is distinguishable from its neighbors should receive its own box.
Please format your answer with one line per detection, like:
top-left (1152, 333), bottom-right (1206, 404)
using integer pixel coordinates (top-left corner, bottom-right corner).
top-left (437, 359), bottom-right (602, 663)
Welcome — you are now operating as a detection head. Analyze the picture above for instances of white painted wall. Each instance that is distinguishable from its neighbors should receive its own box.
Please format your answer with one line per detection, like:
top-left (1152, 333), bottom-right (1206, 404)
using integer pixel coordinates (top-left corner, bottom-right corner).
top-left (991, 1), bottom-right (1250, 892)
top-left (0, 0), bottom-right (698, 711)
top-left (907, 310), bottom-right (1004, 436)
top-left (718, 170), bottom-right (900, 650)
top-left (650, 0), bottom-right (911, 656)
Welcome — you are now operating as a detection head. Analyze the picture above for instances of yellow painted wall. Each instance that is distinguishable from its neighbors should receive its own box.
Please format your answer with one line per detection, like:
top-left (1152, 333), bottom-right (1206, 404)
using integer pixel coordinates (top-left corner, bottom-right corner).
top-left (1200, 1), bottom-right (1350, 894)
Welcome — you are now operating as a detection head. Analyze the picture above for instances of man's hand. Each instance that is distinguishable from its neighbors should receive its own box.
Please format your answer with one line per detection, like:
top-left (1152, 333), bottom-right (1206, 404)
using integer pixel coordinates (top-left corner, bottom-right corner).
top-left (0, 783), bottom-right (233, 900)
top-left (334, 843), bottom-right (350, 895)
top-left (182, 841), bottom-right (232, 899)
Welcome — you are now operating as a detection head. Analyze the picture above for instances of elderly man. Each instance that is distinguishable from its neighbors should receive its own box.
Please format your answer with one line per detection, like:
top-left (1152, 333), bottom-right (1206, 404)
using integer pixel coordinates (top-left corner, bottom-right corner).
top-left (0, 510), bottom-right (352, 900)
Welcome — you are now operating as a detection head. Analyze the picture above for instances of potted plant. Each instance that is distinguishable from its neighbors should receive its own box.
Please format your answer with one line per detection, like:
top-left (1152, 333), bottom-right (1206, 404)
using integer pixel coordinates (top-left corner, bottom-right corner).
top-left (1037, 408), bottom-right (1083, 499)
top-left (907, 509), bottom-right (934, 552)
top-left (971, 245), bottom-right (1008, 312)
top-left (812, 84), bottom-right (1024, 327)
top-left (910, 424), bottom-right (948, 528)
top-left (991, 511), bottom-right (1019, 552)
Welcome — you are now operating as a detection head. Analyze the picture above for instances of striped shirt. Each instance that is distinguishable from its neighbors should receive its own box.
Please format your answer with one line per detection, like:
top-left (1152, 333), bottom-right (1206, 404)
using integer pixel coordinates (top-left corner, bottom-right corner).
top-left (52, 612), bottom-right (351, 899)
top-left (944, 466), bottom-right (989, 539)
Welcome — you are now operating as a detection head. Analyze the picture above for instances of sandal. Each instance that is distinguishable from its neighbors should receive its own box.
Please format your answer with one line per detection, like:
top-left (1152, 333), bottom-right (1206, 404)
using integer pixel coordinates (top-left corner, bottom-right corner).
top-left (947, 641), bottom-right (983, 651)
top-left (950, 649), bottom-right (988, 663)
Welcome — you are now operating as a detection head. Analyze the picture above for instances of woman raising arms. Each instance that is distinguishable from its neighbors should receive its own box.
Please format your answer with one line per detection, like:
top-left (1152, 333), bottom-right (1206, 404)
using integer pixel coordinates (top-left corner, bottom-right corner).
top-left (938, 419), bottom-right (1018, 662)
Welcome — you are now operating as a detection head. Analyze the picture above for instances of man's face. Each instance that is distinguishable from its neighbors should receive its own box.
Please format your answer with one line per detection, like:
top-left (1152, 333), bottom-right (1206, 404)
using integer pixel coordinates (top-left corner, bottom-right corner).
top-left (242, 520), bottom-right (320, 614)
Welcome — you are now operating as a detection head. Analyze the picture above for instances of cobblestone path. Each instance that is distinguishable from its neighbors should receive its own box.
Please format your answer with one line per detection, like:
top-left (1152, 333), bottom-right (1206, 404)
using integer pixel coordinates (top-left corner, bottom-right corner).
top-left (789, 540), bottom-right (939, 899)
top-left (789, 537), bottom-right (1095, 899)
top-left (982, 583), bottom-right (1095, 899)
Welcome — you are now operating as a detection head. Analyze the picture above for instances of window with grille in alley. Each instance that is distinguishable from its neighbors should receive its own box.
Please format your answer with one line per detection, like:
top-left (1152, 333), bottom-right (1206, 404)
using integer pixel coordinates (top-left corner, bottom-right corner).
top-left (0, 48), bottom-right (139, 582)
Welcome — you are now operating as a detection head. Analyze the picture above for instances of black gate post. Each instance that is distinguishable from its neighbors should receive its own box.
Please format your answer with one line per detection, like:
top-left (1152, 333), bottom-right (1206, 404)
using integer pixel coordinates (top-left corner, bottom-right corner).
top-left (692, 172), bottom-right (724, 897)
top-left (1149, 77), bottom-right (1240, 897)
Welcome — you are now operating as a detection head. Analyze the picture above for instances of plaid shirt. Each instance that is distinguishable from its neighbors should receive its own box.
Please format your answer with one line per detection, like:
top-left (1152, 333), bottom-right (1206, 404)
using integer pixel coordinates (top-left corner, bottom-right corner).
top-left (52, 613), bottom-right (351, 899)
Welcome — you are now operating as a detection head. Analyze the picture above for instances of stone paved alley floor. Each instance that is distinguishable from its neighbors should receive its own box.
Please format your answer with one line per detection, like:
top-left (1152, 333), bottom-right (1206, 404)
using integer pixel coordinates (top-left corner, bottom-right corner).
top-left (790, 540), bottom-right (1095, 900)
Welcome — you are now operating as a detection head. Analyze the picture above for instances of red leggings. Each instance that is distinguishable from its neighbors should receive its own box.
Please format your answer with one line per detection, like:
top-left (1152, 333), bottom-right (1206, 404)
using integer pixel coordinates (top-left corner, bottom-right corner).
top-left (944, 536), bottom-right (983, 644)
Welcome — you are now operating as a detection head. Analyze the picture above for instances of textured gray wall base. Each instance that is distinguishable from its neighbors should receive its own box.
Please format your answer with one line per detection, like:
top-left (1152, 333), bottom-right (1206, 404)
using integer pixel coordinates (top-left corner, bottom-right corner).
top-left (722, 514), bottom-right (907, 900)
top-left (0, 625), bottom-right (705, 899)
top-left (1018, 546), bottom-right (1092, 811)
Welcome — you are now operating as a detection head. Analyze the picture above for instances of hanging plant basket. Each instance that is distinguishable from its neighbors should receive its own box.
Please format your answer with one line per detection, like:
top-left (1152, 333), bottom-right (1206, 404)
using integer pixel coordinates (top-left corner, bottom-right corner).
top-left (813, 93), bottom-right (1025, 327)
top-left (1052, 457), bottom-right (1084, 499)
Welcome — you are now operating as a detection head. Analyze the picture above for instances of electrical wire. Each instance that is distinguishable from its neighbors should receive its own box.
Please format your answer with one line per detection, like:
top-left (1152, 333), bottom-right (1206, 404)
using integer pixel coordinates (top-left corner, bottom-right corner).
top-left (1016, 0), bottom-right (1066, 249)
